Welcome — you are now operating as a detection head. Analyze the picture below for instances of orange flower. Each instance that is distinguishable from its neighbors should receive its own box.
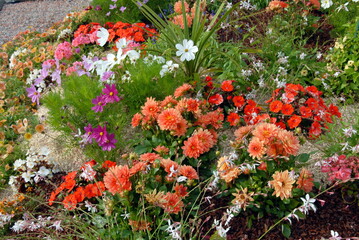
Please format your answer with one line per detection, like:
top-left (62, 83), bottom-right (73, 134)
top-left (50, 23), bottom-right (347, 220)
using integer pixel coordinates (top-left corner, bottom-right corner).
top-left (234, 125), bottom-right (253, 141)
top-left (193, 129), bottom-right (216, 154)
top-left (162, 192), bottom-right (184, 214)
top-left (182, 136), bottom-right (202, 159)
top-left (129, 220), bottom-right (152, 231)
top-left (248, 137), bottom-right (266, 159)
top-left (104, 165), bottom-right (131, 195)
top-left (173, 0), bottom-right (190, 14)
top-left (160, 95), bottom-right (178, 108)
top-left (139, 153), bottom-right (162, 163)
top-left (157, 108), bottom-right (183, 131)
top-left (269, 100), bottom-right (283, 113)
top-left (172, 14), bottom-right (193, 29)
top-left (221, 80), bottom-right (234, 92)
top-left (73, 187), bottom-right (85, 203)
top-left (161, 158), bottom-right (179, 176)
top-left (173, 118), bottom-right (188, 137)
top-left (174, 83), bottom-right (193, 98)
top-left (299, 106), bottom-right (312, 118)
top-left (296, 168), bottom-right (314, 193)
top-left (208, 94), bottom-right (223, 105)
top-left (232, 187), bottom-right (254, 211)
top-left (131, 113), bottom-right (142, 127)
top-left (277, 129), bottom-right (300, 156)
top-left (268, 0), bottom-right (289, 10)
top-left (174, 184), bottom-right (188, 197)
top-left (287, 115), bottom-right (302, 129)
top-left (281, 104), bottom-right (294, 115)
top-left (62, 194), bottom-right (77, 210)
top-left (129, 162), bottom-right (147, 176)
top-left (35, 124), bottom-right (45, 133)
top-left (232, 95), bottom-right (245, 108)
top-left (141, 97), bottom-right (160, 118)
top-left (153, 145), bottom-right (169, 155)
top-left (102, 160), bottom-right (117, 169)
top-left (252, 123), bottom-right (278, 143)
top-left (221, 168), bottom-right (241, 183)
top-left (269, 170), bottom-right (295, 200)
top-left (178, 165), bottom-right (199, 180)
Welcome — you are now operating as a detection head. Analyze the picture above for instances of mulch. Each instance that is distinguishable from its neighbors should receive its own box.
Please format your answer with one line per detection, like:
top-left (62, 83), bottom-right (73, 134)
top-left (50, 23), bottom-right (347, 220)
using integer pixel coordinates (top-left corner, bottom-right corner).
top-left (198, 184), bottom-right (359, 240)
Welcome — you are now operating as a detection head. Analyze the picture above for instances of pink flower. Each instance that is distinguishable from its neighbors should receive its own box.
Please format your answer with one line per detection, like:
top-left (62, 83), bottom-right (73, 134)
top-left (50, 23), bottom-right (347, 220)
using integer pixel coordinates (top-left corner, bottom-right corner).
top-left (102, 84), bottom-right (121, 103)
top-left (26, 85), bottom-right (41, 105)
top-left (55, 42), bottom-right (73, 60)
top-left (91, 95), bottom-right (107, 113)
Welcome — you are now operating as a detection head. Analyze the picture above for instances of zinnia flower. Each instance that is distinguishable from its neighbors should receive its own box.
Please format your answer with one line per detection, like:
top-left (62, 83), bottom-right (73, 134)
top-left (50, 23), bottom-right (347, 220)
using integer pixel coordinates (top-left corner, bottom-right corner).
top-left (269, 170), bottom-right (295, 200)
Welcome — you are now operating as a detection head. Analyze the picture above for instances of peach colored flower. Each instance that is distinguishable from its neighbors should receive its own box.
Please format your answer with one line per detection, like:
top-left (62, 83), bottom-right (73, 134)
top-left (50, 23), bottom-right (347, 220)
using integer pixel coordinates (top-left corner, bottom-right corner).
top-left (129, 220), bottom-right (152, 231)
top-left (252, 123), bottom-right (278, 143)
top-left (231, 187), bottom-right (254, 210)
top-left (174, 83), bottom-right (193, 98)
top-left (248, 137), bottom-right (266, 159)
top-left (160, 95), bottom-right (178, 108)
top-left (173, 118), bottom-right (188, 137)
top-left (139, 153), bottom-right (162, 163)
top-left (182, 136), bottom-right (202, 159)
top-left (103, 165), bottom-right (131, 195)
top-left (162, 192), bottom-right (184, 214)
top-left (173, 0), bottom-right (190, 14)
top-left (234, 125), bottom-right (253, 141)
top-left (141, 97), bottom-right (160, 118)
top-left (131, 113), bottom-right (142, 127)
top-left (277, 130), bottom-right (300, 156)
top-left (160, 158), bottom-right (179, 176)
top-left (221, 168), bottom-right (241, 183)
top-left (129, 162), bottom-right (147, 176)
top-left (157, 108), bottom-right (183, 131)
top-left (178, 165), bottom-right (199, 180)
top-left (172, 14), bottom-right (193, 29)
top-left (269, 170), bottom-right (295, 200)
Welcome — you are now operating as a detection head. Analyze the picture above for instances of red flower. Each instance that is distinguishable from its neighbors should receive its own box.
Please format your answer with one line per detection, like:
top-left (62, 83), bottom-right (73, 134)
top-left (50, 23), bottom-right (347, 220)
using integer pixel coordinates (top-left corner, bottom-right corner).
top-left (287, 115), bottom-right (302, 129)
top-left (221, 80), bottom-right (234, 92)
top-left (232, 95), bottom-right (245, 108)
top-left (102, 160), bottom-right (117, 169)
top-left (306, 86), bottom-right (321, 97)
top-left (174, 184), bottom-right (188, 198)
top-left (281, 104), bottom-right (294, 115)
top-left (328, 104), bottom-right (341, 118)
top-left (299, 106), bottom-right (312, 118)
top-left (309, 121), bottom-right (322, 138)
top-left (305, 98), bottom-right (319, 110)
top-left (269, 100), bottom-right (283, 113)
top-left (227, 112), bottom-right (240, 126)
top-left (208, 94), bottom-right (223, 105)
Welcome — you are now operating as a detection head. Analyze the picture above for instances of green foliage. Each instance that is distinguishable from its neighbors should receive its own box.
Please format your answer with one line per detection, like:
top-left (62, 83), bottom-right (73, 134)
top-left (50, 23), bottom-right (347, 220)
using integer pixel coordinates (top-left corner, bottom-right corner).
top-left (327, 1), bottom-right (359, 37)
top-left (325, 20), bottom-right (359, 103)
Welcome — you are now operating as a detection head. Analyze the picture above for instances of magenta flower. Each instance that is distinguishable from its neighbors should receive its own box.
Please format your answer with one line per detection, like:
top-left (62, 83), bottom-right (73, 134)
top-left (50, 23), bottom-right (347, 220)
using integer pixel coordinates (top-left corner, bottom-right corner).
top-left (101, 71), bottom-right (114, 82)
top-left (102, 84), bottom-right (121, 103)
top-left (99, 133), bottom-right (117, 151)
top-left (91, 95), bottom-right (107, 113)
top-left (26, 85), bottom-right (41, 105)
top-left (92, 125), bottom-right (109, 145)
top-left (83, 124), bottom-right (94, 144)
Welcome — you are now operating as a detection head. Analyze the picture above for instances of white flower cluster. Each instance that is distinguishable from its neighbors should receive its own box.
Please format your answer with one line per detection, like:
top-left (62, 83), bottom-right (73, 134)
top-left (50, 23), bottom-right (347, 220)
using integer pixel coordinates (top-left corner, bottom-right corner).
top-left (143, 54), bottom-right (165, 65)
top-left (239, 0), bottom-right (257, 11)
top-left (9, 48), bottom-right (28, 69)
top-left (9, 147), bottom-right (59, 191)
top-left (0, 213), bottom-right (14, 228)
top-left (165, 219), bottom-right (182, 240)
top-left (11, 214), bottom-right (63, 233)
top-left (160, 60), bottom-right (179, 77)
top-left (57, 28), bottom-right (73, 41)
top-left (26, 69), bottom-right (41, 85)
top-left (285, 194), bottom-right (317, 225)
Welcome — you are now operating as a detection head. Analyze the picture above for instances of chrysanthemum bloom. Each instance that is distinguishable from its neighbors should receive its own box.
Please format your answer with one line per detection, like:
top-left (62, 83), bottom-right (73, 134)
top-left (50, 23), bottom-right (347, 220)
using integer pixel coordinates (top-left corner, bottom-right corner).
top-left (173, 118), bottom-right (188, 137)
top-left (174, 184), bottom-right (188, 197)
top-left (160, 95), bottom-right (178, 108)
top-left (173, 0), bottom-right (189, 14)
top-left (131, 113), bottom-right (142, 127)
top-left (178, 165), bottom-right (199, 180)
top-left (192, 129), bottom-right (216, 154)
top-left (182, 136), bottom-right (202, 159)
top-left (281, 104), bottom-right (294, 115)
top-left (141, 97), bottom-right (160, 118)
top-left (248, 137), bottom-right (266, 159)
top-left (278, 130), bottom-right (300, 156)
top-left (269, 100), bottom-right (283, 113)
top-left (144, 189), bottom-right (166, 206)
top-left (162, 192), bottom-right (184, 214)
top-left (221, 80), bottom-right (234, 92)
top-left (139, 152), bottom-right (162, 163)
top-left (287, 115), bottom-right (302, 129)
top-left (157, 108), bottom-right (183, 131)
top-left (217, 156), bottom-right (231, 173)
top-left (234, 125), bottom-right (253, 141)
top-left (153, 145), bottom-right (169, 155)
top-left (129, 162), bottom-right (147, 176)
top-left (269, 170), bottom-right (295, 200)
top-left (103, 165), bottom-right (131, 195)
top-left (185, 98), bottom-right (200, 113)
top-left (296, 168), bottom-right (314, 193)
top-left (174, 83), bottom-right (193, 98)
top-left (160, 158), bottom-right (179, 176)
top-left (195, 109), bottom-right (224, 129)
top-left (252, 123), bottom-right (278, 143)
top-left (231, 187), bottom-right (254, 211)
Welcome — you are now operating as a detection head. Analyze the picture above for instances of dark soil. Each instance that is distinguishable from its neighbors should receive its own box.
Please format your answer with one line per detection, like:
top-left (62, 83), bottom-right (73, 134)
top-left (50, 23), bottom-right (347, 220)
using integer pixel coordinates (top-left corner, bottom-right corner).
top-left (199, 184), bottom-right (359, 240)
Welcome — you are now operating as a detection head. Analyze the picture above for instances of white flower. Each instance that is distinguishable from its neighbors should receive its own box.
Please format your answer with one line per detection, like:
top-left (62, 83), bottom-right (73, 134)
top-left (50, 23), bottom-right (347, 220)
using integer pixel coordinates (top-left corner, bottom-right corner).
top-left (213, 219), bottom-right (230, 238)
top-left (329, 230), bottom-right (341, 240)
top-left (26, 160), bottom-right (36, 169)
top-left (177, 176), bottom-right (188, 183)
top-left (51, 220), bottom-right (63, 232)
top-left (80, 164), bottom-right (96, 181)
top-left (38, 166), bottom-right (51, 178)
top-left (321, 0), bottom-right (333, 9)
top-left (160, 60), bottom-right (179, 77)
top-left (166, 219), bottom-right (182, 240)
top-left (13, 159), bottom-right (26, 171)
top-left (22, 171), bottom-right (34, 182)
top-left (175, 39), bottom-right (198, 62)
top-left (39, 146), bottom-right (51, 156)
top-left (121, 70), bottom-right (132, 83)
top-left (343, 126), bottom-right (357, 138)
top-left (300, 194), bottom-right (316, 215)
top-left (116, 38), bottom-right (128, 49)
top-left (96, 28), bottom-right (109, 47)
top-left (11, 220), bottom-right (27, 233)
top-left (299, 52), bottom-right (307, 60)
top-left (120, 211), bottom-right (130, 219)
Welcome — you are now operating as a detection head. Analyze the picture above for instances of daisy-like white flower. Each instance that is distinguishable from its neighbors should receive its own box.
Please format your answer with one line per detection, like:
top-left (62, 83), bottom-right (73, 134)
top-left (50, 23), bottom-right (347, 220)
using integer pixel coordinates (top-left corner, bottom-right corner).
top-left (175, 39), bottom-right (198, 62)
top-left (321, 0), bottom-right (333, 9)
top-left (96, 28), bottom-right (109, 47)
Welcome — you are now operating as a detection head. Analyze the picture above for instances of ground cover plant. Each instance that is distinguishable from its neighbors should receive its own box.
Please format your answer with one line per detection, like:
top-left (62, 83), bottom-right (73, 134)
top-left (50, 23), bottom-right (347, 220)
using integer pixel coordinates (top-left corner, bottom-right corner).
top-left (0, 0), bottom-right (358, 239)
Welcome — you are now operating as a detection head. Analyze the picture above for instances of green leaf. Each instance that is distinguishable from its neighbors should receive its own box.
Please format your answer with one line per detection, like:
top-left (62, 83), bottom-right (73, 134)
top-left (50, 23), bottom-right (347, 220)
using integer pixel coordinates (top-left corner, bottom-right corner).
top-left (210, 231), bottom-right (226, 240)
top-left (281, 223), bottom-right (291, 238)
top-left (296, 153), bottom-right (310, 163)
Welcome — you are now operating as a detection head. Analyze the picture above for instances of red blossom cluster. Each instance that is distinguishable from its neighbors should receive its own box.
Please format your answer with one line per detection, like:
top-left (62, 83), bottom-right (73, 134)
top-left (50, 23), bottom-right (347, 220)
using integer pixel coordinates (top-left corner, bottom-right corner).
top-left (266, 84), bottom-right (341, 138)
top-left (48, 160), bottom-right (116, 210)
top-left (105, 22), bottom-right (157, 43)
top-left (321, 154), bottom-right (359, 182)
top-left (132, 83), bottom-right (224, 159)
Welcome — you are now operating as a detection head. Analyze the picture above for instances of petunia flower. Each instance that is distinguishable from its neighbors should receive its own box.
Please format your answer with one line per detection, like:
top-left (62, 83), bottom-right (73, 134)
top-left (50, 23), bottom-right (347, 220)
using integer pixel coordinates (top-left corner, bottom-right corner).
top-left (175, 39), bottom-right (198, 62)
